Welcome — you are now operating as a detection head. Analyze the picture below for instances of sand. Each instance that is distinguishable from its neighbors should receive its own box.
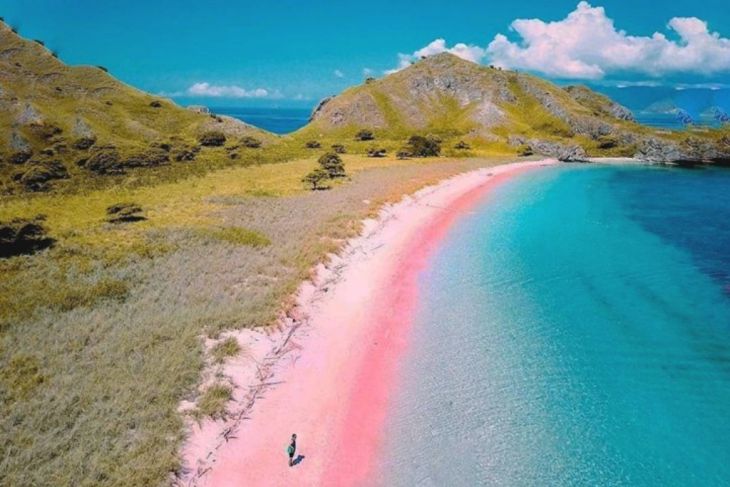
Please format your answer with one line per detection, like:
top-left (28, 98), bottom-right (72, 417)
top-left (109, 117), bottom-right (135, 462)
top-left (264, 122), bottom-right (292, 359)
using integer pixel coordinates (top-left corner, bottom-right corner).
top-left (176, 159), bottom-right (556, 487)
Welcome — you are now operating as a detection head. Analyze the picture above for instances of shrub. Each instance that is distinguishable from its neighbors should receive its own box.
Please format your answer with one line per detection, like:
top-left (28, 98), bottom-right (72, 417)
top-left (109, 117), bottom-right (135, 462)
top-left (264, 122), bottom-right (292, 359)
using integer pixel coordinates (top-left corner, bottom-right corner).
top-left (84, 149), bottom-right (122, 174)
top-left (123, 149), bottom-right (170, 168)
top-left (174, 148), bottom-right (197, 162)
top-left (302, 168), bottom-right (329, 190)
top-left (396, 150), bottom-right (411, 160)
top-left (9, 149), bottom-right (32, 164)
top-left (365, 77), bottom-right (376, 84)
top-left (367, 147), bottom-right (387, 158)
top-left (72, 136), bottom-right (96, 150)
top-left (597, 135), bottom-right (618, 149)
top-left (454, 140), bottom-right (471, 150)
top-left (331, 144), bottom-right (346, 154)
top-left (406, 135), bottom-right (441, 157)
top-left (517, 144), bottom-right (534, 157)
top-left (355, 129), bottom-right (374, 141)
top-left (199, 131), bottom-right (226, 147)
top-left (0, 216), bottom-right (54, 258)
top-left (19, 161), bottom-right (69, 191)
top-left (106, 203), bottom-right (145, 223)
top-left (240, 136), bottom-right (262, 148)
top-left (305, 140), bottom-right (321, 149)
top-left (318, 152), bottom-right (346, 178)
top-left (149, 100), bottom-right (162, 108)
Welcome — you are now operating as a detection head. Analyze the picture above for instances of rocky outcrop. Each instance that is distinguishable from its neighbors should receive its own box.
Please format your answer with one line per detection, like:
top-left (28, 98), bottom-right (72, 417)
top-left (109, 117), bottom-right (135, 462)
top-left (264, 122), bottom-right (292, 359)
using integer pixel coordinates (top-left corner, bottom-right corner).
top-left (529, 139), bottom-right (588, 162)
top-left (564, 85), bottom-right (635, 122)
top-left (509, 136), bottom-right (588, 162)
top-left (0, 216), bottom-right (54, 257)
top-left (634, 137), bottom-right (730, 166)
top-left (187, 105), bottom-right (210, 114)
top-left (309, 96), bottom-right (333, 122)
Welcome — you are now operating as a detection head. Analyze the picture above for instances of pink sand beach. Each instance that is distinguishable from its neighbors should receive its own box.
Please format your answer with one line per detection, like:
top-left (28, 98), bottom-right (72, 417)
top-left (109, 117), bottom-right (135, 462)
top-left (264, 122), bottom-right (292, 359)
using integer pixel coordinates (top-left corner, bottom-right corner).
top-left (177, 159), bottom-right (555, 487)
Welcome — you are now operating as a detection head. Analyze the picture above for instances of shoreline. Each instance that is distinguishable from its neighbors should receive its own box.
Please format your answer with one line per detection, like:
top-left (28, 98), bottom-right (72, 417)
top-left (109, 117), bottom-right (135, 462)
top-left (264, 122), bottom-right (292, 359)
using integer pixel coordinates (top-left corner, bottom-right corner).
top-left (176, 158), bottom-right (557, 486)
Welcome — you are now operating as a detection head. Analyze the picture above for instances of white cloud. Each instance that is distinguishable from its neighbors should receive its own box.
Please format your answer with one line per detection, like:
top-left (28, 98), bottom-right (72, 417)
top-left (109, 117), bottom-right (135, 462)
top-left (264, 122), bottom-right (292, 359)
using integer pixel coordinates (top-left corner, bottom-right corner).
top-left (334, 69), bottom-right (345, 78)
top-left (387, 3), bottom-right (730, 80)
top-left (386, 38), bottom-right (486, 74)
top-left (187, 82), bottom-right (269, 98)
top-left (485, 2), bottom-right (730, 79)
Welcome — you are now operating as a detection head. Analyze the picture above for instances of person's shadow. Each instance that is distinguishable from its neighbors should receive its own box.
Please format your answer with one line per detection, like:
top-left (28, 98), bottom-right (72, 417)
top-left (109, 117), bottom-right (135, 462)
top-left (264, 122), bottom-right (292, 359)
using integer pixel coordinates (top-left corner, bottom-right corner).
top-left (292, 454), bottom-right (305, 466)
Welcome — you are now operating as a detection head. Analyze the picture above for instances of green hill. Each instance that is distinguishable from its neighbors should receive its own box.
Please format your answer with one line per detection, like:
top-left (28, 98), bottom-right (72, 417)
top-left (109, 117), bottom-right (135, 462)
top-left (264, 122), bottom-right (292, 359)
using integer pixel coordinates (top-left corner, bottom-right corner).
top-left (0, 21), bottom-right (273, 194)
top-left (307, 52), bottom-right (730, 164)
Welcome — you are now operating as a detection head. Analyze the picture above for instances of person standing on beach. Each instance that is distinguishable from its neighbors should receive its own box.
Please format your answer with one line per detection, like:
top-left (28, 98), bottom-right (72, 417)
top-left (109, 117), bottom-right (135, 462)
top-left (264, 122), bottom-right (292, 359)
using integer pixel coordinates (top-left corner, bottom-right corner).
top-left (287, 434), bottom-right (297, 467)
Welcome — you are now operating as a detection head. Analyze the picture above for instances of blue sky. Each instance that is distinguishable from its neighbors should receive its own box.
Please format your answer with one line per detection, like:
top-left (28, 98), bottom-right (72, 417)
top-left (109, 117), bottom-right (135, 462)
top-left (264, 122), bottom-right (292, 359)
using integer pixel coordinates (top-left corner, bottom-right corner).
top-left (2, 0), bottom-right (729, 107)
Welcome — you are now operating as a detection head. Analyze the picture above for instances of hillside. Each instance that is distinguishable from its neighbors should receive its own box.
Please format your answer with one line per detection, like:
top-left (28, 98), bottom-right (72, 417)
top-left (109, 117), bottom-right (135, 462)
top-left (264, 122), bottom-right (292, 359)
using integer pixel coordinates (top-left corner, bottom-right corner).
top-left (308, 53), bottom-right (730, 164)
top-left (0, 21), bottom-right (274, 194)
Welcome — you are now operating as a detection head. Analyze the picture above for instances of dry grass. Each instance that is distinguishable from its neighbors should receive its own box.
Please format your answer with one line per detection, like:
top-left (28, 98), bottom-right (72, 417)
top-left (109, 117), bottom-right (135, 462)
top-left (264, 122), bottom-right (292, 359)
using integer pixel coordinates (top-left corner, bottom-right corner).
top-left (195, 384), bottom-right (232, 420)
top-left (0, 148), bottom-right (514, 486)
top-left (210, 338), bottom-right (241, 364)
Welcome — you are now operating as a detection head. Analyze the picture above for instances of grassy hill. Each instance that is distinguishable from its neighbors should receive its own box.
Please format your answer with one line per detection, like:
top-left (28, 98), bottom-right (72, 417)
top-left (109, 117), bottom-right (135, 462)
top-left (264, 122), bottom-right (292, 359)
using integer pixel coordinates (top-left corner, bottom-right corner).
top-left (306, 52), bottom-right (729, 162)
top-left (0, 21), bottom-right (275, 195)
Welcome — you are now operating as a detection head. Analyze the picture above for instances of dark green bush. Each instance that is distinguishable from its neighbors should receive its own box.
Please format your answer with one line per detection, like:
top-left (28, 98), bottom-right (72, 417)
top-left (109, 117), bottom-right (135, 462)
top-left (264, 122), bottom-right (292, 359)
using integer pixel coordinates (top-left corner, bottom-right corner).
top-left (355, 129), bottom-right (374, 141)
top-left (454, 140), bottom-right (471, 150)
top-left (331, 144), bottom-right (346, 154)
top-left (72, 136), bottom-right (96, 150)
top-left (367, 147), bottom-right (387, 158)
top-left (517, 144), bottom-right (534, 157)
top-left (406, 135), bottom-right (441, 157)
top-left (305, 140), bottom-right (321, 149)
top-left (240, 136), bottom-right (262, 148)
top-left (199, 131), bottom-right (226, 147)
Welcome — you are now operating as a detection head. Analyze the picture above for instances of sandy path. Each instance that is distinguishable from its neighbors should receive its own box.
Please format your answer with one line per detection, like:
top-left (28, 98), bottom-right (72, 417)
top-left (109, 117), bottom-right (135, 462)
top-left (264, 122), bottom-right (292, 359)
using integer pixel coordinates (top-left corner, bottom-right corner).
top-left (177, 159), bottom-right (556, 487)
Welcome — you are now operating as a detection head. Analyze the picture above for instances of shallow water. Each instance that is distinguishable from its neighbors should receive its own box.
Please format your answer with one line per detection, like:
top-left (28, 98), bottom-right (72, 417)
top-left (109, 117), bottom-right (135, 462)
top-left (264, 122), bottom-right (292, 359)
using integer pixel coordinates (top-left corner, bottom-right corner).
top-left (377, 163), bottom-right (730, 486)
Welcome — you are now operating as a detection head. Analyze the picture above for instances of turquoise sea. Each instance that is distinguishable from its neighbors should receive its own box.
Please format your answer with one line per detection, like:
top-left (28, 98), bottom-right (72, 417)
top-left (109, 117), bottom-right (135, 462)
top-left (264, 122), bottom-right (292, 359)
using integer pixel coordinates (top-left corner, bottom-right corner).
top-left (378, 163), bottom-right (730, 486)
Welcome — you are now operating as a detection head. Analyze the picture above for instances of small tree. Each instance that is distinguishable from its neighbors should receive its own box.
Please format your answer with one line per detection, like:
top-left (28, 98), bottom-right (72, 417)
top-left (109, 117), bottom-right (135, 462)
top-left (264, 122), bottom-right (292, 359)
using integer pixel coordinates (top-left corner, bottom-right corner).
top-left (331, 144), bottom-right (346, 154)
top-left (318, 152), bottom-right (346, 178)
top-left (355, 129), bottom-right (374, 141)
top-left (406, 135), bottom-right (441, 157)
top-left (396, 149), bottom-right (411, 160)
top-left (305, 140), bottom-right (321, 149)
top-left (302, 168), bottom-right (329, 190)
